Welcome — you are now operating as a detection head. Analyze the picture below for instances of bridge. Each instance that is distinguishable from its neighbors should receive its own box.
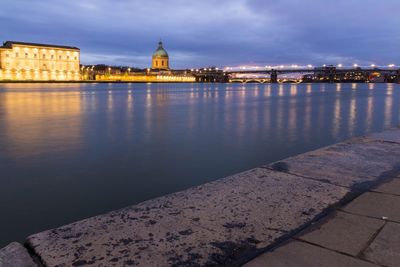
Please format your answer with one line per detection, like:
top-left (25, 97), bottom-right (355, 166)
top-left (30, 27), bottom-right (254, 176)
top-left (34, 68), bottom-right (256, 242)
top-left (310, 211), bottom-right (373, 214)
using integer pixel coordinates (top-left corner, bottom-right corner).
top-left (189, 65), bottom-right (400, 83)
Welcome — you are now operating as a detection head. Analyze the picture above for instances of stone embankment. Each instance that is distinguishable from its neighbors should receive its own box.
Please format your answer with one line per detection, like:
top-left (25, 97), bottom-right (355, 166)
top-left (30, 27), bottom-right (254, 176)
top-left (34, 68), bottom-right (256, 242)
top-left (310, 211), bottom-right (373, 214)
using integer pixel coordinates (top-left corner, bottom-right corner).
top-left (2, 128), bottom-right (400, 266)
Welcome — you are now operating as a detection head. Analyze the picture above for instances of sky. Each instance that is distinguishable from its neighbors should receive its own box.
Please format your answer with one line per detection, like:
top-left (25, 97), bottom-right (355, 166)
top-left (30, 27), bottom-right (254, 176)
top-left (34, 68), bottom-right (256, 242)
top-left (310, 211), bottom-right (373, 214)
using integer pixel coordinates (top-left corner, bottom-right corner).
top-left (1, 0), bottom-right (399, 69)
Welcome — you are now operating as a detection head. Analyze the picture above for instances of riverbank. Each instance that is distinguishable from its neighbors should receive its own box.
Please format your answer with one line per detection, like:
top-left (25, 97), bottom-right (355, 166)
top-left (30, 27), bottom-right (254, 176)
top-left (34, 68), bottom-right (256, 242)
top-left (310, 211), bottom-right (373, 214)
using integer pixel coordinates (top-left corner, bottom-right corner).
top-left (245, 172), bottom-right (400, 266)
top-left (2, 127), bottom-right (400, 266)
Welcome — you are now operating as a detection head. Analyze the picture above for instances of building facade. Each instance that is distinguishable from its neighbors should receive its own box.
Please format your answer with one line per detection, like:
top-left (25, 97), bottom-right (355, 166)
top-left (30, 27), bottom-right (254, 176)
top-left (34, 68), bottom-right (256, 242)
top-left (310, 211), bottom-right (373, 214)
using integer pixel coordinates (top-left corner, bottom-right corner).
top-left (151, 41), bottom-right (169, 70)
top-left (0, 41), bottom-right (80, 81)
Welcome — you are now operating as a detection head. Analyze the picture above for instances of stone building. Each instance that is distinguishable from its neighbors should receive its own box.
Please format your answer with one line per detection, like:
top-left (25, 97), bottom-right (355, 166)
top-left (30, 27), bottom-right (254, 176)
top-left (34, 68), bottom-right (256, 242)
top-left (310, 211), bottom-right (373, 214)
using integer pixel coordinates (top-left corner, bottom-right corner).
top-left (0, 41), bottom-right (80, 81)
top-left (151, 41), bottom-right (169, 70)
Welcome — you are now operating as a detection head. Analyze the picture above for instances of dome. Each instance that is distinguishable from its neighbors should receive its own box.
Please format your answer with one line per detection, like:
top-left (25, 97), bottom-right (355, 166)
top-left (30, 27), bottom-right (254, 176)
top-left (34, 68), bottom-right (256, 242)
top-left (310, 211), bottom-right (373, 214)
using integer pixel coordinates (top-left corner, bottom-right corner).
top-left (152, 41), bottom-right (169, 58)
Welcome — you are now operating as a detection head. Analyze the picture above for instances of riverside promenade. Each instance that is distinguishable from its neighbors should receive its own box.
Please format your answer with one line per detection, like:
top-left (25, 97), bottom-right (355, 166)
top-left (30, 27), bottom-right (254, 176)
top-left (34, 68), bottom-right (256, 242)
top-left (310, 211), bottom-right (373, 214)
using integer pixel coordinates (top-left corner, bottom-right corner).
top-left (2, 128), bottom-right (400, 266)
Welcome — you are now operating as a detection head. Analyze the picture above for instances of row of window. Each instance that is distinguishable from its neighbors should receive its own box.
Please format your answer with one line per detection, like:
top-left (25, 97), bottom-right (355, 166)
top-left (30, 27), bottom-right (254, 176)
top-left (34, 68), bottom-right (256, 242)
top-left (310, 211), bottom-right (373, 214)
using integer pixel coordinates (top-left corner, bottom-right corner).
top-left (4, 52), bottom-right (78, 61)
top-left (2, 62), bottom-right (79, 70)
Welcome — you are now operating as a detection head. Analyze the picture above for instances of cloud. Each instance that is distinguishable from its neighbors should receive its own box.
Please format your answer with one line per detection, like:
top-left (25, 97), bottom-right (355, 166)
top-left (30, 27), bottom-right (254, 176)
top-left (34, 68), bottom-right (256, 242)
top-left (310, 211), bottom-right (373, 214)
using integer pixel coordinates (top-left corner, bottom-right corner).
top-left (1, 0), bottom-right (399, 68)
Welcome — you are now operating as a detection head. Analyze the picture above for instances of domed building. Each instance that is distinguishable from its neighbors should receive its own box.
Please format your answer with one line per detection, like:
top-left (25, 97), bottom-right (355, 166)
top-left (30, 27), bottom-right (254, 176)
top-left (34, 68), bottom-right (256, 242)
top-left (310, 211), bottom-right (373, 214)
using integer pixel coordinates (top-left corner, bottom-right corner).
top-left (152, 41), bottom-right (169, 70)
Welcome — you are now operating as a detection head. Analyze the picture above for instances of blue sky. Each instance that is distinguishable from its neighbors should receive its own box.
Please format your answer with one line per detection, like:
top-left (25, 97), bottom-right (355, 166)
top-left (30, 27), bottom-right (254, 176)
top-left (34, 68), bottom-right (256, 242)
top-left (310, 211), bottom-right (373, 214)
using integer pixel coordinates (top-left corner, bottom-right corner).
top-left (1, 0), bottom-right (399, 68)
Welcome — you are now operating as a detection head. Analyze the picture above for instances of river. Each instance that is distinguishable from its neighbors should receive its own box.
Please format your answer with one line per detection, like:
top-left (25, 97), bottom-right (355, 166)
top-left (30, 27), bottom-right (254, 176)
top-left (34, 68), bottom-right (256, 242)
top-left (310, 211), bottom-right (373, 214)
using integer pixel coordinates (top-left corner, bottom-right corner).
top-left (0, 82), bottom-right (399, 246)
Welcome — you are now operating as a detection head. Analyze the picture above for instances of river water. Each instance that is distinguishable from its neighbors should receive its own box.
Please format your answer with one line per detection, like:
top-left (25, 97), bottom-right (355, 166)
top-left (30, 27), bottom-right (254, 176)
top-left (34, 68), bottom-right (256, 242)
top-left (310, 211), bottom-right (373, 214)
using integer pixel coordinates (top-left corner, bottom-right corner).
top-left (0, 82), bottom-right (399, 246)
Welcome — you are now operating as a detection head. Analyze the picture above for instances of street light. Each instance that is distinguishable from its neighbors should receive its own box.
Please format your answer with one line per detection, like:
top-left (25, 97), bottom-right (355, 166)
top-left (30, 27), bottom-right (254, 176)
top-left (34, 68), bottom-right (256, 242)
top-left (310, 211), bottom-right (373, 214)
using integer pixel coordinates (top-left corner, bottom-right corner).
top-left (337, 64), bottom-right (343, 68)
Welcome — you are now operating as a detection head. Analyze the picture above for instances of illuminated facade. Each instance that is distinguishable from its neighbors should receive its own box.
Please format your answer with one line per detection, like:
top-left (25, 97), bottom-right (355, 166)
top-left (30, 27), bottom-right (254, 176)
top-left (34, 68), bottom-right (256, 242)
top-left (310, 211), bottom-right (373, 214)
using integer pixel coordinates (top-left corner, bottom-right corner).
top-left (0, 41), bottom-right (80, 81)
top-left (151, 41), bottom-right (169, 70)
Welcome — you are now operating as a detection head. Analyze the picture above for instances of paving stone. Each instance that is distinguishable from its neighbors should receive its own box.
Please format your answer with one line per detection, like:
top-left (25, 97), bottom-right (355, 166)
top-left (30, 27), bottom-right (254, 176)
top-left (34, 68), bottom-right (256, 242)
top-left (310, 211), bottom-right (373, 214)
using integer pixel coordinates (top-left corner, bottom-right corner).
top-left (26, 168), bottom-right (348, 267)
top-left (266, 137), bottom-right (400, 189)
top-left (243, 240), bottom-right (379, 267)
top-left (368, 128), bottom-right (400, 144)
top-left (297, 211), bottom-right (384, 256)
top-left (343, 192), bottom-right (400, 222)
top-left (372, 178), bottom-right (400, 196)
top-left (0, 242), bottom-right (37, 267)
top-left (363, 222), bottom-right (400, 267)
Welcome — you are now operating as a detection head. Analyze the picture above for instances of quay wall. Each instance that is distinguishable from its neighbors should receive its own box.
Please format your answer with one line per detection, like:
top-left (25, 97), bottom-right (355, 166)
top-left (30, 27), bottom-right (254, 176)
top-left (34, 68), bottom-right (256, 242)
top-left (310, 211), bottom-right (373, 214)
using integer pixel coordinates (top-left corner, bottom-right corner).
top-left (2, 128), bottom-right (400, 266)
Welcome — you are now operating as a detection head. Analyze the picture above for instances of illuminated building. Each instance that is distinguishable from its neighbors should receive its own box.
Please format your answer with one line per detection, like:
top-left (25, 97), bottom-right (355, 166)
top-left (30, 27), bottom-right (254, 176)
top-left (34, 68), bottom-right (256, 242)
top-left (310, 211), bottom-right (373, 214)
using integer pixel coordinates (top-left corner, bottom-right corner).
top-left (0, 41), bottom-right (80, 81)
top-left (151, 41), bottom-right (169, 70)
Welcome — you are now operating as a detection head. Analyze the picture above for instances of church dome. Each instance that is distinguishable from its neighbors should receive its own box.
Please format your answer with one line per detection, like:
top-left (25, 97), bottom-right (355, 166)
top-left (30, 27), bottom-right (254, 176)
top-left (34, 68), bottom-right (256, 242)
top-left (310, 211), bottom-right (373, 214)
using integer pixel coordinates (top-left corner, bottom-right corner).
top-left (152, 41), bottom-right (168, 58)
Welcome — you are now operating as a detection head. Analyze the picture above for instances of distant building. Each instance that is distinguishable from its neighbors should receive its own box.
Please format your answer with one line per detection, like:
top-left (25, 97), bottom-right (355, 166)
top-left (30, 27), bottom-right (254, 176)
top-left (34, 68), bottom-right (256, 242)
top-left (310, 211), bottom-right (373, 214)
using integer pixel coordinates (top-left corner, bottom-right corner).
top-left (0, 41), bottom-right (80, 81)
top-left (151, 41), bottom-right (169, 70)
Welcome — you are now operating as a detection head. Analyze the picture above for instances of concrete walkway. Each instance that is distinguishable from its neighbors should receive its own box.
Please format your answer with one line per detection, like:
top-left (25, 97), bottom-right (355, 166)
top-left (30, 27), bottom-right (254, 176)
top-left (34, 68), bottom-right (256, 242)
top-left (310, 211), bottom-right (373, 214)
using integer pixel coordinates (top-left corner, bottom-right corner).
top-left (244, 175), bottom-right (400, 267)
top-left (2, 128), bottom-right (400, 266)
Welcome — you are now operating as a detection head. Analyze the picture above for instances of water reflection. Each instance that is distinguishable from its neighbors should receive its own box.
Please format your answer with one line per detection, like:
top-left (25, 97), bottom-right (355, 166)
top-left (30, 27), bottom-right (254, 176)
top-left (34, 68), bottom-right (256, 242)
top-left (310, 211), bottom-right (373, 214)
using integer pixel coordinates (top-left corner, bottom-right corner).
top-left (0, 82), bottom-right (399, 247)
top-left (1, 90), bottom-right (83, 158)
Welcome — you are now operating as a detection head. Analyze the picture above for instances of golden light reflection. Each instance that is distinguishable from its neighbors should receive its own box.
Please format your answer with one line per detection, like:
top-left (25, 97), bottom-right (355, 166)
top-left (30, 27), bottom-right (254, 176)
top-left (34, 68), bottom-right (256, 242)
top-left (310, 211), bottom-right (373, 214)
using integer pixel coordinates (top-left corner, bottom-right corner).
top-left (366, 95), bottom-right (373, 132)
top-left (288, 97), bottom-right (297, 142)
top-left (1, 89), bottom-right (83, 158)
top-left (306, 84), bottom-right (312, 94)
top-left (264, 85), bottom-right (271, 97)
top-left (278, 84), bottom-right (284, 96)
top-left (368, 83), bottom-right (375, 90)
top-left (333, 93), bottom-right (341, 138)
top-left (349, 98), bottom-right (356, 136)
top-left (290, 84), bottom-right (298, 96)
top-left (304, 94), bottom-right (312, 142)
top-left (385, 84), bottom-right (393, 128)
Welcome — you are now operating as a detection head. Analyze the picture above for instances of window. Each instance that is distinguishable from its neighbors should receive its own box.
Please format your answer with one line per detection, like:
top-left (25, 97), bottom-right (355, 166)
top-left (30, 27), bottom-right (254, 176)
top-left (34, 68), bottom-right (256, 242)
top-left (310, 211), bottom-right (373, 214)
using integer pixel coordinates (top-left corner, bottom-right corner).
top-left (42, 54), bottom-right (46, 59)
top-left (59, 55), bottom-right (62, 60)
top-left (74, 56), bottom-right (77, 60)
top-left (15, 52), bottom-right (19, 57)
top-left (162, 61), bottom-right (164, 66)
top-left (155, 61), bottom-right (158, 67)
top-left (51, 55), bottom-right (54, 59)
top-left (5, 53), bottom-right (9, 58)
top-left (25, 53), bottom-right (28, 58)
top-left (34, 54), bottom-right (37, 58)
top-left (67, 56), bottom-right (70, 60)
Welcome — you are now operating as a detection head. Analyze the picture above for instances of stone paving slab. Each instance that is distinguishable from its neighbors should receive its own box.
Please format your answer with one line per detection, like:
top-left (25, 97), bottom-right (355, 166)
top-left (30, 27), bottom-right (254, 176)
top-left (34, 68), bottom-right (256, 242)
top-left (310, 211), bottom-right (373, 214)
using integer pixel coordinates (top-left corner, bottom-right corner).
top-left (343, 192), bottom-right (400, 222)
top-left (371, 178), bottom-right (400, 196)
top-left (296, 211), bottom-right (384, 256)
top-left (363, 222), bottom-right (400, 267)
top-left (0, 242), bottom-right (37, 267)
top-left (265, 137), bottom-right (400, 189)
top-left (368, 128), bottom-right (400, 144)
top-left (26, 168), bottom-right (349, 267)
top-left (243, 240), bottom-right (379, 267)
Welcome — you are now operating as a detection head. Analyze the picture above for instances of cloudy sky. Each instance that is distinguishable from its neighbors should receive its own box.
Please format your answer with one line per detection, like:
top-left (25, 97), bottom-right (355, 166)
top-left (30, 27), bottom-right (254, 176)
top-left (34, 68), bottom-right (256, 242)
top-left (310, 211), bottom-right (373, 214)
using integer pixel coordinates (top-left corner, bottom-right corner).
top-left (1, 0), bottom-right (399, 68)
